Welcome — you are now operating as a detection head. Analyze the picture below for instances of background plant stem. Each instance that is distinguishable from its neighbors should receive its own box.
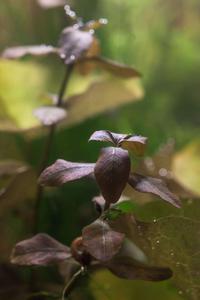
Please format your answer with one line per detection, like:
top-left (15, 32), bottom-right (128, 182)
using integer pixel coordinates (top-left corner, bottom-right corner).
top-left (61, 268), bottom-right (85, 300)
top-left (34, 63), bottom-right (74, 233)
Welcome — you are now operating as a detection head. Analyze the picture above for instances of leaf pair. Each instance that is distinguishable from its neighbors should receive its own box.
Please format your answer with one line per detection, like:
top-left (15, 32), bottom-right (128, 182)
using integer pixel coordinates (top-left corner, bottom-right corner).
top-left (39, 130), bottom-right (180, 209)
top-left (82, 219), bottom-right (172, 281)
top-left (11, 225), bottom-right (172, 283)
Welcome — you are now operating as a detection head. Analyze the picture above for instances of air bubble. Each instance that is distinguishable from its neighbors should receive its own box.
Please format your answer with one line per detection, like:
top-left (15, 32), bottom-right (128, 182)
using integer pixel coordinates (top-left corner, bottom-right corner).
top-left (70, 55), bottom-right (76, 61)
top-left (159, 168), bottom-right (168, 177)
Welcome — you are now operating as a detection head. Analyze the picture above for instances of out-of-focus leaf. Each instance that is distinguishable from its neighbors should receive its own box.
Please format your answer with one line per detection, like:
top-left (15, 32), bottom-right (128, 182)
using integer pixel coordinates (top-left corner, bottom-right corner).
top-left (89, 130), bottom-right (147, 155)
top-left (81, 56), bottom-right (141, 78)
top-left (0, 160), bottom-right (27, 177)
top-left (39, 159), bottom-right (95, 186)
top-left (33, 106), bottom-right (67, 126)
top-left (172, 141), bottom-right (200, 195)
top-left (64, 76), bottom-right (144, 126)
top-left (94, 147), bottom-right (130, 207)
top-left (82, 220), bottom-right (124, 262)
top-left (0, 59), bottom-right (48, 131)
top-left (0, 167), bottom-right (37, 216)
top-left (92, 195), bottom-right (106, 214)
top-left (1, 45), bottom-right (57, 59)
top-left (128, 173), bottom-right (181, 208)
top-left (11, 233), bottom-right (71, 266)
top-left (37, 0), bottom-right (66, 8)
top-left (111, 209), bottom-right (200, 300)
top-left (106, 256), bottom-right (172, 281)
top-left (58, 27), bottom-right (94, 64)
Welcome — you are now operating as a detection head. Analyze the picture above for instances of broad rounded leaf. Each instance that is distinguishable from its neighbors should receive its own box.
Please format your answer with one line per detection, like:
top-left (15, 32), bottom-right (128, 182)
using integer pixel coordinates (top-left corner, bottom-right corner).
top-left (11, 233), bottom-right (71, 266)
top-left (89, 130), bottom-right (125, 145)
top-left (2, 45), bottom-right (57, 59)
top-left (33, 106), bottom-right (67, 126)
top-left (39, 159), bottom-right (95, 186)
top-left (106, 256), bottom-right (172, 281)
top-left (94, 147), bottom-right (131, 207)
top-left (63, 77), bottom-right (144, 128)
top-left (82, 56), bottom-right (141, 78)
top-left (82, 220), bottom-right (124, 262)
top-left (120, 135), bottom-right (148, 156)
top-left (128, 173), bottom-right (181, 208)
top-left (58, 27), bottom-right (94, 64)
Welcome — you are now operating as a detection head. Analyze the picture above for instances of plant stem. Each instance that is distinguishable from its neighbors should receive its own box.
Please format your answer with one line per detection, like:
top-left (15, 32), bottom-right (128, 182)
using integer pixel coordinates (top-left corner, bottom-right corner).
top-left (61, 267), bottom-right (85, 300)
top-left (34, 63), bottom-right (74, 233)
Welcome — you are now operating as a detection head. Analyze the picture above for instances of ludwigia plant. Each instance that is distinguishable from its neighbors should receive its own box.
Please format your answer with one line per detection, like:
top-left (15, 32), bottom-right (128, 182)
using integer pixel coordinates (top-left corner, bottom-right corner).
top-left (10, 130), bottom-right (180, 299)
top-left (3, 4), bottom-right (181, 300)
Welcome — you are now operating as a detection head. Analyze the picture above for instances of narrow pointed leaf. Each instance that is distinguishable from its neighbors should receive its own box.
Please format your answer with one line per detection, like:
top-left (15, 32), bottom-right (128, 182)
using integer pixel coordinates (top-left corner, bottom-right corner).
top-left (82, 220), bottom-right (125, 262)
top-left (106, 256), bottom-right (172, 281)
top-left (82, 56), bottom-right (141, 78)
top-left (2, 45), bottom-right (57, 59)
top-left (11, 234), bottom-right (71, 266)
top-left (39, 159), bottom-right (95, 186)
top-left (128, 173), bottom-right (181, 208)
top-left (94, 147), bottom-right (131, 206)
top-left (33, 106), bottom-right (67, 126)
top-left (58, 27), bottom-right (94, 64)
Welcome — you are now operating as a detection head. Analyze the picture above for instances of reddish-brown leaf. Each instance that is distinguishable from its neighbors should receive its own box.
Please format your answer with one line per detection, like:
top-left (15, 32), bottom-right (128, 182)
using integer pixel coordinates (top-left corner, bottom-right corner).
top-left (39, 159), bottom-right (95, 186)
top-left (11, 234), bottom-right (71, 266)
top-left (33, 106), bottom-right (67, 126)
top-left (106, 256), bottom-right (172, 281)
top-left (128, 173), bottom-right (181, 208)
top-left (94, 147), bottom-right (131, 207)
top-left (84, 19), bottom-right (108, 30)
top-left (2, 45), bottom-right (57, 59)
top-left (82, 56), bottom-right (141, 78)
top-left (82, 220), bottom-right (125, 262)
top-left (58, 27), bottom-right (94, 64)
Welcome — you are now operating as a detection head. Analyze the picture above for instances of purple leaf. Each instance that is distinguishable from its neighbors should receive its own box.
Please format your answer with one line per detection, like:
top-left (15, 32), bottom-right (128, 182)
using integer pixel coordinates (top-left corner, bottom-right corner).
top-left (39, 159), bottom-right (95, 186)
top-left (82, 220), bottom-right (125, 262)
top-left (89, 130), bottom-right (147, 156)
top-left (2, 45), bottom-right (57, 59)
top-left (11, 234), bottom-right (71, 266)
top-left (33, 106), bottom-right (67, 126)
top-left (94, 147), bottom-right (131, 207)
top-left (58, 27), bottom-right (94, 64)
top-left (128, 173), bottom-right (181, 208)
top-left (119, 135), bottom-right (148, 156)
top-left (106, 256), bottom-right (172, 281)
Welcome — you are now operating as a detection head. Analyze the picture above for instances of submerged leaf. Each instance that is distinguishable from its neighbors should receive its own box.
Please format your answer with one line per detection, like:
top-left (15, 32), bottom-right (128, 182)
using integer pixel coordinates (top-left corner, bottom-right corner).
top-left (39, 159), bottom-right (95, 186)
top-left (33, 106), bottom-right (67, 126)
top-left (58, 27), bottom-right (94, 64)
top-left (11, 233), bottom-right (71, 266)
top-left (64, 77), bottom-right (144, 127)
top-left (106, 256), bottom-right (172, 281)
top-left (1, 45), bottom-right (57, 59)
top-left (82, 220), bottom-right (124, 262)
top-left (84, 19), bottom-right (108, 31)
top-left (94, 147), bottom-right (131, 207)
top-left (128, 173), bottom-right (181, 208)
top-left (89, 130), bottom-right (147, 156)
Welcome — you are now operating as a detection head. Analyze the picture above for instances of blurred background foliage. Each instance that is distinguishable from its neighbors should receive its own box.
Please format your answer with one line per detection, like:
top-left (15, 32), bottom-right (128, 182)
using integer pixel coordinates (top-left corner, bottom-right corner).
top-left (0, 0), bottom-right (199, 299)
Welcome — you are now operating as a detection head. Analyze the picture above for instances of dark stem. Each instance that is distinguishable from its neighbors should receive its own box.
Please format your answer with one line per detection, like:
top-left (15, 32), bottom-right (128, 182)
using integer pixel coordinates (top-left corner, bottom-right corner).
top-left (61, 267), bottom-right (85, 300)
top-left (34, 63), bottom-right (74, 233)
